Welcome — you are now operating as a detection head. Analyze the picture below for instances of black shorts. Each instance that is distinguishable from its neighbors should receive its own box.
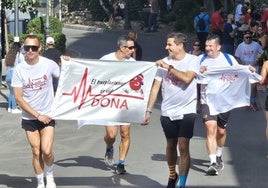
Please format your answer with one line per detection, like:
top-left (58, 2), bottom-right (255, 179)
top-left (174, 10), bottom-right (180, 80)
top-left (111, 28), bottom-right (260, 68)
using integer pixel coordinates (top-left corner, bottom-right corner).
top-left (160, 113), bottom-right (196, 139)
top-left (265, 95), bottom-right (268, 111)
top-left (201, 104), bottom-right (230, 129)
top-left (22, 119), bottom-right (55, 132)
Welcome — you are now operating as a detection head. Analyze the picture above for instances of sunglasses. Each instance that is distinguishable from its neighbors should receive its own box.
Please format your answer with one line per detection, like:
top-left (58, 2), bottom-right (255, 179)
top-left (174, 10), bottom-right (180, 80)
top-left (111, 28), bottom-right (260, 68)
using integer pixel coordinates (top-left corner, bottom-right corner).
top-left (24, 45), bottom-right (39, 52)
top-left (245, 36), bottom-right (252, 39)
top-left (194, 44), bottom-right (200, 46)
top-left (125, 46), bottom-right (136, 50)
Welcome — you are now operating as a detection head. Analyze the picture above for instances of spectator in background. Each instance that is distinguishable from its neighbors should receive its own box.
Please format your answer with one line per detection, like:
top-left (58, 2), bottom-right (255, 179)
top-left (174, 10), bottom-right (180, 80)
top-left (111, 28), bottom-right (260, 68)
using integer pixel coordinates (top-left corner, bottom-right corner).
top-left (261, 3), bottom-right (268, 33)
top-left (128, 31), bottom-right (143, 60)
top-left (194, 7), bottom-right (210, 52)
top-left (43, 36), bottom-right (62, 93)
top-left (250, 21), bottom-right (260, 42)
top-left (235, 30), bottom-right (264, 111)
top-left (146, 0), bottom-right (159, 32)
top-left (235, 0), bottom-right (243, 25)
top-left (4, 36), bottom-right (23, 113)
top-left (222, 14), bottom-right (236, 55)
top-left (211, 5), bottom-right (224, 42)
top-left (189, 39), bottom-right (204, 56)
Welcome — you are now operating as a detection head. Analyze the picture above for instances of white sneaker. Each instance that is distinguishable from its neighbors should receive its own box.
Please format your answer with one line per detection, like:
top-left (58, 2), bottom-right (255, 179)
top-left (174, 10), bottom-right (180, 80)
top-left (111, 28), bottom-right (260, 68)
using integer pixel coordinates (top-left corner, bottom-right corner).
top-left (11, 108), bottom-right (21, 114)
top-left (46, 175), bottom-right (56, 188)
top-left (8, 108), bottom-right (11, 112)
top-left (37, 184), bottom-right (45, 188)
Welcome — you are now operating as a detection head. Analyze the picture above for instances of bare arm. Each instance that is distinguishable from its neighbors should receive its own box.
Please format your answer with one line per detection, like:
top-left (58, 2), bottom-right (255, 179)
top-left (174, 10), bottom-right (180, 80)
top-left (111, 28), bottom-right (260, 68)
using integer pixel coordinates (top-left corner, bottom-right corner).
top-left (141, 79), bottom-right (161, 125)
top-left (156, 60), bottom-right (196, 84)
top-left (260, 60), bottom-right (268, 85)
top-left (14, 87), bottom-right (52, 124)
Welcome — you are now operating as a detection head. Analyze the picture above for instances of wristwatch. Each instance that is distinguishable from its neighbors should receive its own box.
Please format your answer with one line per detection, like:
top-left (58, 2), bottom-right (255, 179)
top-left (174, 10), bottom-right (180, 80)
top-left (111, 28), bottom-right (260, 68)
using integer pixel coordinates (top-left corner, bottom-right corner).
top-left (168, 65), bottom-right (174, 72)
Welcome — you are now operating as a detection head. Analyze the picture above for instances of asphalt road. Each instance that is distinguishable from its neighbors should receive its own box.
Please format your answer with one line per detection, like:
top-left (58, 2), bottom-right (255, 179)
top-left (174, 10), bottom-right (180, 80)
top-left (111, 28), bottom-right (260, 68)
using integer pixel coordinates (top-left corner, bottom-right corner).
top-left (0, 27), bottom-right (268, 188)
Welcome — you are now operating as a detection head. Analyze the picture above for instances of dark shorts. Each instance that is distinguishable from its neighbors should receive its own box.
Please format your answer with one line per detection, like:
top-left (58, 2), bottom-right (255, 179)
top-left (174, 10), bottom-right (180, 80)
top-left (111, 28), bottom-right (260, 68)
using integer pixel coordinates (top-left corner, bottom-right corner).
top-left (265, 95), bottom-right (268, 111)
top-left (160, 113), bottom-right (196, 139)
top-left (201, 104), bottom-right (230, 129)
top-left (22, 119), bottom-right (55, 132)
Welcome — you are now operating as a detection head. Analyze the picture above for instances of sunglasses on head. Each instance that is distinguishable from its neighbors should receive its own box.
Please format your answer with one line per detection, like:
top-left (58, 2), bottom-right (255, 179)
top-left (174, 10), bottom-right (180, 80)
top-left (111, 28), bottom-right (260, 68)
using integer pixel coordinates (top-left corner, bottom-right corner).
top-left (24, 45), bottom-right (39, 52)
top-left (124, 46), bottom-right (136, 50)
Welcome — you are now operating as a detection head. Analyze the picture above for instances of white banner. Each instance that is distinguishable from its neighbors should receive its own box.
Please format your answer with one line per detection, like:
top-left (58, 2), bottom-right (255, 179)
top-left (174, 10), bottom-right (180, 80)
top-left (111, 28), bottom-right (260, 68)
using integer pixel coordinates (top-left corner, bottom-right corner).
top-left (51, 58), bottom-right (157, 125)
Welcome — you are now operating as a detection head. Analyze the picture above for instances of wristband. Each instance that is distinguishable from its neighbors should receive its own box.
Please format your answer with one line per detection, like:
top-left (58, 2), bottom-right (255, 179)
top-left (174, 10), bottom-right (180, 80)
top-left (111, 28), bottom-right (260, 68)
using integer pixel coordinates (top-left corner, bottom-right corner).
top-left (146, 110), bottom-right (152, 114)
top-left (36, 114), bottom-right (40, 119)
top-left (168, 65), bottom-right (174, 72)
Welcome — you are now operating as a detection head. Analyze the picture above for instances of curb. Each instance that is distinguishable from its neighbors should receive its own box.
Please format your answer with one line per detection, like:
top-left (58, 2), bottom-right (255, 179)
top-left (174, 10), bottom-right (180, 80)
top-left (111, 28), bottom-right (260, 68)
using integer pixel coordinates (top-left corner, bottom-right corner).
top-left (63, 24), bottom-right (104, 33)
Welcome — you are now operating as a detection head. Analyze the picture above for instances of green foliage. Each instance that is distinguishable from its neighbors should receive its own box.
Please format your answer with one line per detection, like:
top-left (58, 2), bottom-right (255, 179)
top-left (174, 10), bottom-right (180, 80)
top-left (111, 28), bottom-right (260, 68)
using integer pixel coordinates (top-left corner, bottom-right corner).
top-left (172, 0), bottom-right (200, 32)
top-left (128, 0), bottom-right (144, 21)
top-left (26, 16), bottom-right (63, 34)
top-left (88, 0), bottom-right (108, 21)
top-left (5, 0), bottom-right (38, 13)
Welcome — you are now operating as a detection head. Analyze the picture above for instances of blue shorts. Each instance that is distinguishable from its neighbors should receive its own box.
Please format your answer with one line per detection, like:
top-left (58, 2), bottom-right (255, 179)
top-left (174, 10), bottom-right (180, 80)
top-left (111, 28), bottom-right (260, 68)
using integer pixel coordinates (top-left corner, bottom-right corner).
top-left (22, 119), bottom-right (55, 132)
top-left (160, 113), bottom-right (196, 139)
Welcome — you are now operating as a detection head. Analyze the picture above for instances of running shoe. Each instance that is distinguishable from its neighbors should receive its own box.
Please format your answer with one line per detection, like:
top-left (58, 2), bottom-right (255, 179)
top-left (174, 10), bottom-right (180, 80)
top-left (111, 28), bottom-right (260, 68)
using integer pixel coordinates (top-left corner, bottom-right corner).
top-left (46, 174), bottom-right (56, 188)
top-left (104, 149), bottom-right (114, 166)
top-left (206, 163), bottom-right (218, 175)
top-left (216, 156), bottom-right (224, 170)
top-left (37, 184), bottom-right (45, 188)
top-left (116, 163), bottom-right (126, 175)
top-left (166, 173), bottom-right (178, 188)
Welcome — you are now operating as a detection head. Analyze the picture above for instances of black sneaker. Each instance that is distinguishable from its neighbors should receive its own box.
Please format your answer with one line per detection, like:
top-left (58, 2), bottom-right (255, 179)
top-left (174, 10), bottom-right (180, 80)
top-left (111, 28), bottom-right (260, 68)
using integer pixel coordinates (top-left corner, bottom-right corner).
top-left (166, 173), bottom-right (178, 188)
top-left (116, 163), bottom-right (126, 175)
top-left (206, 163), bottom-right (218, 175)
top-left (216, 156), bottom-right (224, 170)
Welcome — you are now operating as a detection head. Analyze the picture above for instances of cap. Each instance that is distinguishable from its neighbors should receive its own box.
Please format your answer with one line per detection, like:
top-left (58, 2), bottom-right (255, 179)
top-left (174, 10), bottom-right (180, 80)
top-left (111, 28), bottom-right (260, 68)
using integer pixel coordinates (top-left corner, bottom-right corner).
top-left (14, 36), bottom-right (19, 42)
top-left (243, 30), bottom-right (252, 35)
top-left (46, 37), bottom-right (54, 45)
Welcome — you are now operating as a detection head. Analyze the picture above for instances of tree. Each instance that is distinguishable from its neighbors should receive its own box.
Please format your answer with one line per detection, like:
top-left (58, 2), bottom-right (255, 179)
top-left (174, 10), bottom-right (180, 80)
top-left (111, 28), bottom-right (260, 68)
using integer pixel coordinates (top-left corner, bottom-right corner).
top-left (5, 0), bottom-right (38, 13)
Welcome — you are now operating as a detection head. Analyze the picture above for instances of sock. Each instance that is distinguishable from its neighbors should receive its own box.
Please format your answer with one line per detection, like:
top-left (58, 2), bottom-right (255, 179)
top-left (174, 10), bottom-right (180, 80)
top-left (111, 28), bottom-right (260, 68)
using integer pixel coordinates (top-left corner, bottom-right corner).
top-left (46, 164), bottom-right (54, 176)
top-left (36, 173), bottom-right (44, 185)
top-left (251, 98), bottom-right (256, 103)
top-left (216, 147), bottom-right (224, 157)
top-left (209, 154), bottom-right (216, 164)
top-left (177, 175), bottom-right (187, 187)
top-left (118, 159), bottom-right (124, 164)
top-left (168, 165), bottom-right (176, 179)
top-left (107, 147), bottom-right (114, 152)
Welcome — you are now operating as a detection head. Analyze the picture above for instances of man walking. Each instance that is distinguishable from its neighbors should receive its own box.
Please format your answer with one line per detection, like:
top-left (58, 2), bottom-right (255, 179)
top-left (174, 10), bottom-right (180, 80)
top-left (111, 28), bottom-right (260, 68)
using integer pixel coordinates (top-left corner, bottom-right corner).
top-left (100, 35), bottom-right (136, 174)
top-left (12, 34), bottom-right (59, 188)
top-left (143, 32), bottom-right (199, 188)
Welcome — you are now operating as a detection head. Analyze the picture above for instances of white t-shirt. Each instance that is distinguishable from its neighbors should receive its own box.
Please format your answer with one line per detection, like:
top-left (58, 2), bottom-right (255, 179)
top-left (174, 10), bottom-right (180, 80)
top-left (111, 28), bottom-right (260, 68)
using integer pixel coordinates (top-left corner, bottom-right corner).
top-left (198, 66), bottom-right (261, 115)
top-left (235, 41), bottom-right (264, 67)
top-left (100, 52), bottom-right (135, 61)
top-left (12, 56), bottom-right (60, 120)
top-left (198, 52), bottom-right (240, 105)
top-left (155, 54), bottom-right (199, 119)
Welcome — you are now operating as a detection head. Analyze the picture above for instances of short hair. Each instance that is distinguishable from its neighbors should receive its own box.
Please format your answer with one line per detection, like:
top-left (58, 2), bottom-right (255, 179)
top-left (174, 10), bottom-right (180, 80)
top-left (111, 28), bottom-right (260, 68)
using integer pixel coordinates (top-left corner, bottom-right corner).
top-left (167, 32), bottom-right (187, 49)
top-left (206, 34), bottom-right (221, 45)
top-left (128, 31), bottom-right (137, 41)
top-left (117, 35), bottom-right (134, 47)
top-left (24, 34), bottom-right (41, 46)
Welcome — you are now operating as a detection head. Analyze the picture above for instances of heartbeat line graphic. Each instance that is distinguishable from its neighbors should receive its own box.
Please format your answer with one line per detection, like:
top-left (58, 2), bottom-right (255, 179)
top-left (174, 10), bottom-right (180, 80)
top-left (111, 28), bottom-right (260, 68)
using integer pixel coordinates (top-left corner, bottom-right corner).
top-left (62, 68), bottom-right (144, 110)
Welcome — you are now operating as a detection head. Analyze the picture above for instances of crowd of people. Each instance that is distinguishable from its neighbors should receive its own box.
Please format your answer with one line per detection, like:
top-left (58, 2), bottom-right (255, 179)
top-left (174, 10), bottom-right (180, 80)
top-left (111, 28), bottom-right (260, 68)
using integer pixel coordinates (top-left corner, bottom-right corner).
top-left (3, 1), bottom-right (268, 188)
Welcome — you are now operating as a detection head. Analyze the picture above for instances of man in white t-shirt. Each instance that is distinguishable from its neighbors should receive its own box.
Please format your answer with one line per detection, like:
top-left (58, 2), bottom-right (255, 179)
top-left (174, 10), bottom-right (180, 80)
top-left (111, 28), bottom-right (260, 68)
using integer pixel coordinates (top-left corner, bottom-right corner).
top-left (198, 34), bottom-right (255, 176)
top-left (235, 30), bottom-right (263, 111)
top-left (100, 35), bottom-right (135, 175)
top-left (12, 34), bottom-right (60, 188)
top-left (143, 32), bottom-right (199, 188)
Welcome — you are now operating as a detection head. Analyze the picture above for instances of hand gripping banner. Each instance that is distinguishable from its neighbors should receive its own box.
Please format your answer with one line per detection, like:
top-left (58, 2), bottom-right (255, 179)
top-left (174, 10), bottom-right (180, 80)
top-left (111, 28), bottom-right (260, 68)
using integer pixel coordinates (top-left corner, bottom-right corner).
top-left (51, 58), bottom-right (157, 126)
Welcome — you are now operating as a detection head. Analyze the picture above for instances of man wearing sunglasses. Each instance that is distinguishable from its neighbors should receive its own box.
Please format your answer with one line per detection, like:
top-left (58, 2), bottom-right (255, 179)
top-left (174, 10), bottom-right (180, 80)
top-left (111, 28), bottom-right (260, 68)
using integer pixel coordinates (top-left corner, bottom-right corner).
top-left (100, 35), bottom-right (135, 175)
top-left (235, 30), bottom-right (264, 111)
top-left (12, 34), bottom-right (60, 188)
